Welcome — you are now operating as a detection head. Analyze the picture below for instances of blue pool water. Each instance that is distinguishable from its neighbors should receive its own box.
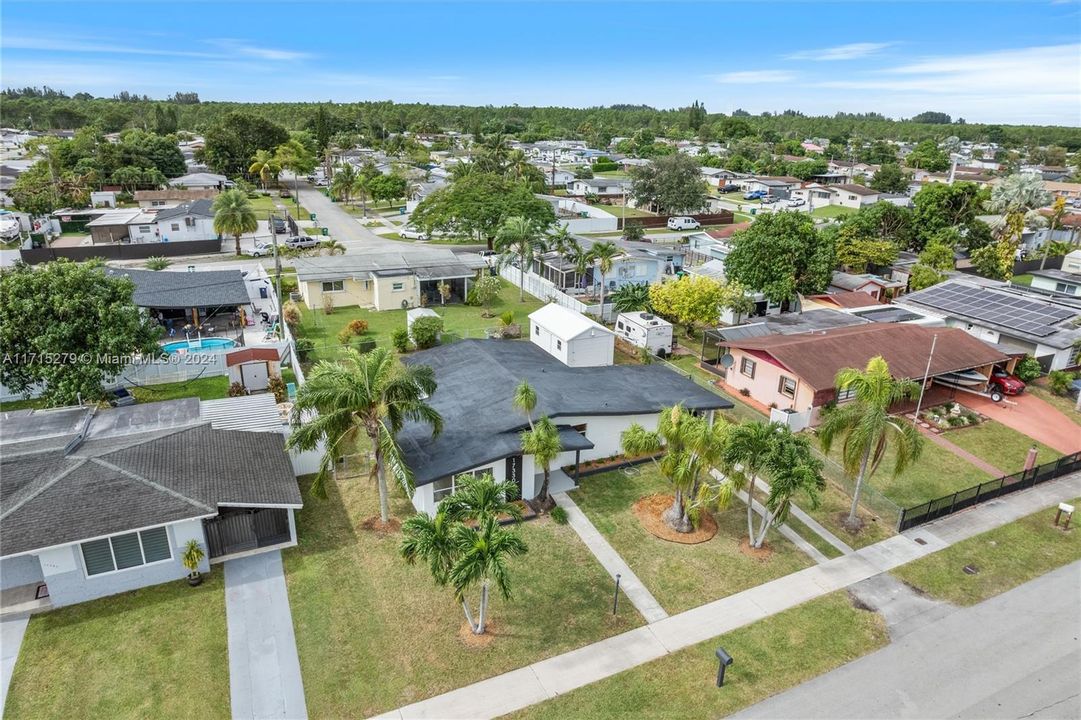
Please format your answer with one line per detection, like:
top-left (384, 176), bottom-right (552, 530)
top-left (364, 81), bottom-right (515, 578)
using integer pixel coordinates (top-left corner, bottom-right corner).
top-left (162, 337), bottom-right (237, 354)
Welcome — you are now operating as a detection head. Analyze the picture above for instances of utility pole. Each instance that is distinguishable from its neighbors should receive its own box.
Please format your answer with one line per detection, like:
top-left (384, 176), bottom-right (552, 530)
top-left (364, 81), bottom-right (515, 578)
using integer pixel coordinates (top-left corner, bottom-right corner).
top-left (270, 211), bottom-right (282, 340)
top-left (912, 333), bottom-right (938, 423)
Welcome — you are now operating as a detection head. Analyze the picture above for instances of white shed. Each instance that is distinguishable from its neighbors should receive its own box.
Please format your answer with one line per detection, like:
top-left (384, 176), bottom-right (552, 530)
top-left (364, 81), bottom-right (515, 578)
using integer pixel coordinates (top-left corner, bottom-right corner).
top-left (528, 303), bottom-right (614, 367)
top-left (614, 312), bottom-right (674, 356)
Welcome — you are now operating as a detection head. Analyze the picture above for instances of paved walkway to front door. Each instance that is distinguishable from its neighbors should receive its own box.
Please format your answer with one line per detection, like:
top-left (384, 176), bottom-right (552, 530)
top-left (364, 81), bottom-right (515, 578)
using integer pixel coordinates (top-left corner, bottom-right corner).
top-left (961, 393), bottom-right (1081, 455)
top-left (225, 550), bottom-right (308, 720)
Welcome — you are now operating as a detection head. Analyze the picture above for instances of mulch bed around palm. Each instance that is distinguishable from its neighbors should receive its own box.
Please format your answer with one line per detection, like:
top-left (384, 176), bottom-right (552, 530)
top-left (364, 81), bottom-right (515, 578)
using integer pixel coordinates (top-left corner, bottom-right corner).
top-left (458, 619), bottom-right (497, 649)
top-left (633, 494), bottom-right (718, 544)
top-left (738, 537), bottom-right (775, 560)
top-left (361, 516), bottom-right (401, 534)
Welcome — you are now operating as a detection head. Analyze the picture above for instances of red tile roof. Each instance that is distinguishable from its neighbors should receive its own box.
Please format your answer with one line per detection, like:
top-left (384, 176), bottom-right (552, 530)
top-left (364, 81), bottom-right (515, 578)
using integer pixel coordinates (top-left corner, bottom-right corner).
top-left (809, 292), bottom-right (884, 309)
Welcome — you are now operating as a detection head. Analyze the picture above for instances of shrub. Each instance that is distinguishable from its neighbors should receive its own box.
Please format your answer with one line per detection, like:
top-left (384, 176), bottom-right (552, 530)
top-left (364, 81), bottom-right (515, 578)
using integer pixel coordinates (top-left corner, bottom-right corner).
top-left (622, 222), bottom-right (645, 242)
top-left (145, 256), bottom-right (171, 271)
top-left (322, 294), bottom-right (334, 315)
top-left (391, 328), bottom-right (410, 353)
top-left (353, 337), bottom-right (377, 354)
top-left (295, 338), bottom-right (315, 361)
top-left (280, 276), bottom-right (298, 294)
top-left (411, 315), bottom-right (443, 350)
top-left (282, 300), bottom-right (302, 331)
top-left (637, 345), bottom-right (653, 365)
top-left (337, 318), bottom-right (369, 345)
top-left (499, 310), bottom-right (515, 327)
top-left (550, 506), bottom-right (569, 524)
top-left (1015, 355), bottom-right (1043, 382)
top-left (738, 387), bottom-right (751, 397)
top-left (228, 381), bottom-right (247, 397)
top-left (1047, 370), bottom-right (1076, 396)
top-left (267, 375), bottom-right (287, 403)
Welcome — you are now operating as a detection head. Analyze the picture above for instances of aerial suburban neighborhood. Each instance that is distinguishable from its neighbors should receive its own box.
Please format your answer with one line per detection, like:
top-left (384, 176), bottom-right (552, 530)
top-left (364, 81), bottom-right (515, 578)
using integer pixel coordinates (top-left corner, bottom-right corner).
top-left (0, 2), bottom-right (1079, 719)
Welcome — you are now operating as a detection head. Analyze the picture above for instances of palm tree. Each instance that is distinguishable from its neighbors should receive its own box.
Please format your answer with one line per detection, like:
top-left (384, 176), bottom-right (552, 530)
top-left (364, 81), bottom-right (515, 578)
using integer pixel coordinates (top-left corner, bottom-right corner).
top-left (818, 356), bottom-right (924, 532)
top-left (286, 347), bottom-right (443, 523)
top-left (275, 139), bottom-right (316, 210)
top-left (440, 473), bottom-right (523, 524)
top-left (720, 420), bottom-right (779, 543)
top-left (520, 416), bottom-right (562, 510)
top-left (401, 510), bottom-right (457, 586)
top-left (495, 216), bottom-right (546, 301)
top-left (450, 516), bottom-right (528, 635)
top-left (622, 405), bottom-right (727, 533)
top-left (609, 282), bottom-right (652, 314)
top-left (212, 189), bottom-right (258, 255)
top-left (248, 149), bottom-right (281, 192)
top-left (352, 173), bottom-right (371, 217)
top-left (987, 173), bottom-right (1052, 250)
top-left (504, 149), bottom-right (534, 182)
top-left (512, 380), bottom-right (537, 432)
top-left (320, 239), bottom-right (346, 256)
top-left (589, 241), bottom-right (621, 313)
top-left (330, 164), bottom-right (357, 206)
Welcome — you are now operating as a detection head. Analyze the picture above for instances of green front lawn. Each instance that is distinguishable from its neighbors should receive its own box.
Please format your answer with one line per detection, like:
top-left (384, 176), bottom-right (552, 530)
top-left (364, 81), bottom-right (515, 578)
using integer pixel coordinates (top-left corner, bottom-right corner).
top-left (5, 574), bottom-right (229, 720)
top-left (509, 592), bottom-right (888, 720)
top-left (284, 475), bottom-right (643, 718)
top-left (130, 375), bottom-right (231, 403)
top-left (571, 466), bottom-right (814, 614)
top-left (893, 497), bottom-right (1081, 605)
top-left (589, 204), bottom-right (654, 218)
top-left (294, 278), bottom-right (543, 363)
top-left (1010, 274), bottom-right (1033, 286)
top-left (809, 205), bottom-right (857, 219)
top-left (945, 418), bottom-right (1063, 475)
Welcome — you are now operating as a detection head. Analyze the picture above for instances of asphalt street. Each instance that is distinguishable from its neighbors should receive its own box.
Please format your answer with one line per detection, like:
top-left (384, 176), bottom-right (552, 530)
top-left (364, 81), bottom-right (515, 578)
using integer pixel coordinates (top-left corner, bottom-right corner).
top-left (295, 182), bottom-right (406, 252)
top-left (735, 561), bottom-right (1081, 720)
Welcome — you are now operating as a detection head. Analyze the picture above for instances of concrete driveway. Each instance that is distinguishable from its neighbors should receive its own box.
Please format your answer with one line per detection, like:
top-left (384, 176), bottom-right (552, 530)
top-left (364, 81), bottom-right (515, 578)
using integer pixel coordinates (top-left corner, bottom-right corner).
top-left (961, 392), bottom-right (1081, 455)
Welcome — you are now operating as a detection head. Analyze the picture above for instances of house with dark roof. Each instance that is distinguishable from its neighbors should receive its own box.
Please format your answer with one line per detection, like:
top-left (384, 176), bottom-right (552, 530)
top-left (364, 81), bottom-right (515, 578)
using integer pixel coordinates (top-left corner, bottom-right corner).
top-left (396, 340), bottom-right (732, 516)
top-left (828, 270), bottom-right (908, 302)
top-left (895, 279), bottom-right (1081, 371)
top-left (706, 324), bottom-right (1011, 426)
top-left (105, 267), bottom-right (252, 335)
top-left (0, 398), bottom-right (302, 610)
top-left (150, 199), bottom-right (217, 243)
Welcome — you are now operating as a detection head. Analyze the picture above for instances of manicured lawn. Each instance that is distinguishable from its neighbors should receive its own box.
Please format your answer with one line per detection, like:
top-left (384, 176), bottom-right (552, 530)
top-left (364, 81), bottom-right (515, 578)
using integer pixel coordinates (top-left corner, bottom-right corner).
top-left (821, 432), bottom-right (991, 509)
top-left (893, 497), bottom-right (1081, 605)
top-left (1010, 274), bottom-right (1033, 286)
top-left (246, 193), bottom-right (310, 219)
top-left (294, 278), bottom-right (543, 363)
top-left (594, 170), bottom-right (630, 178)
top-left (1028, 384), bottom-right (1081, 427)
top-left (0, 396), bottom-right (47, 411)
top-left (589, 204), bottom-right (654, 218)
top-left (571, 465), bottom-right (814, 614)
top-left (283, 475), bottom-right (643, 718)
top-left (508, 592), bottom-right (888, 720)
top-left (5, 574), bottom-right (229, 720)
top-left (810, 205), bottom-right (856, 219)
top-left (945, 418), bottom-right (1063, 475)
top-left (130, 375), bottom-right (231, 403)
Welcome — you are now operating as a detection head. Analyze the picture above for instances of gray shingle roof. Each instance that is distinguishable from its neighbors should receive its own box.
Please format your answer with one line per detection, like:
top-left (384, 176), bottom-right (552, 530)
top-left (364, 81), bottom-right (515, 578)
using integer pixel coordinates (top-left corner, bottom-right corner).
top-left (154, 198), bottom-right (214, 221)
top-left (1, 411), bottom-right (301, 557)
top-left (105, 268), bottom-right (250, 309)
top-left (397, 340), bottom-right (732, 486)
top-left (293, 248), bottom-right (486, 283)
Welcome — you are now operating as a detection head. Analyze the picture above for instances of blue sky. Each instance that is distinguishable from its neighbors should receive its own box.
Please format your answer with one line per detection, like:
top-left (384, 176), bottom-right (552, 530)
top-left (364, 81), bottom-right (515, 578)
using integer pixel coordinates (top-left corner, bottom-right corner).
top-left (2, 1), bottom-right (1079, 125)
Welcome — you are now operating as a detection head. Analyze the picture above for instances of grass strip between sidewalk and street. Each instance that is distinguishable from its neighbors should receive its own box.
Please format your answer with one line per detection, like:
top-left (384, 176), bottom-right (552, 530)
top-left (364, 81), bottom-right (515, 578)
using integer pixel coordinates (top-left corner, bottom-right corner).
top-left (507, 591), bottom-right (888, 720)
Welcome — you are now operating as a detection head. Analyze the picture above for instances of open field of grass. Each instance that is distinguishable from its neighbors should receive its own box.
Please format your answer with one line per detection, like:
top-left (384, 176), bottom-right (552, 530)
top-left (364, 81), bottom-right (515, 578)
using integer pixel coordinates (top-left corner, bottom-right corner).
top-left (294, 278), bottom-right (543, 363)
top-left (945, 418), bottom-right (1063, 475)
top-left (571, 465), bottom-right (813, 614)
top-left (5, 574), bottom-right (230, 720)
top-left (283, 474), bottom-right (643, 718)
top-left (509, 592), bottom-right (888, 720)
top-left (893, 497), bottom-right (1081, 605)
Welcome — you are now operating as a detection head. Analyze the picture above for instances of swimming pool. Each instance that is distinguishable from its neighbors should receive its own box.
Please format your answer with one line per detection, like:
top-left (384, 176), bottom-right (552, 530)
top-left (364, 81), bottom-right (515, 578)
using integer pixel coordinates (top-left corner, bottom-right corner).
top-left (162, 337), bottom-right (237, 354)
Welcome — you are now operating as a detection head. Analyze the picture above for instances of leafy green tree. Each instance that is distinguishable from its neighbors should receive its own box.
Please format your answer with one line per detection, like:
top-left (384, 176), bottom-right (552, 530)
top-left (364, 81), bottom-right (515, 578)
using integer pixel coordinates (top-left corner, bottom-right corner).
top-left (203, 111), bottom-right (289, 176)
top-left (621, 405), bottom-right (728, 533)
top-left (212, 189), bottom-right (258, 255)
top-left (368, 173), bottom-right (409, 205)
top-left (286, 347), bottom-right (443, 522)
top-left (724, 212), bottom-right (835, 308)
top-left (857, 141), bottom-right (898, 165)
top-left (905, 139), bottom-right (949, 172)
top-left (471, 274), bottom-right (502, 317)
top-left (1014, 355), bottom-right (1043, 382)
top-left (520, 416), bottom-right (562, 509)
top-left (911, 182), bottom-right (982, 251)
top-left (918, 235), bottom-right (957, 271)
top-left (248, 149), bottom-right (281, 191)
top-left (648, 275), bottom-right (749, 332)
top-left (609, 282), bottom-right (652, 313)
top-left (971, 240), bottom-right (1015, 280)
top-left (840, 201), bottom-right (915, 251)
top-left (628, 153), bottom-right (708, 214)
top-left (908, 264), bottom-right (947, 291)
top-left (832, 224), bottom-right (899, 272)
top-left (0, 260), bottom-right (161, 406)
top-left (818, 356), bottom-right (924, 531)
top-left (495, 216), bottom-right (546, 301)
top-left (869, 163), bottom-right (910, 193)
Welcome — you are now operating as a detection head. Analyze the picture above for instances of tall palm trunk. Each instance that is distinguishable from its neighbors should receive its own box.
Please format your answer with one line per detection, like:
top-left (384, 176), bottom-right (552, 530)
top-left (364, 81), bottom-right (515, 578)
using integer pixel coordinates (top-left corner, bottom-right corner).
top-left (234, 233), bottom-right (242, 256)
top-left (477, 581), bottom-right (489, 635)
top-left (847, 443), bottom-right (873, 530)
top-left (745, 469), bottom-right (758, 544)
top-left (374, 443), bottom-right (390, 523)
top-left (461, 599), bottom-right (477, 633)
top-left (663, 489), bottom-right (691, 533)
top-left (537, 467), bottom-right (551, 505)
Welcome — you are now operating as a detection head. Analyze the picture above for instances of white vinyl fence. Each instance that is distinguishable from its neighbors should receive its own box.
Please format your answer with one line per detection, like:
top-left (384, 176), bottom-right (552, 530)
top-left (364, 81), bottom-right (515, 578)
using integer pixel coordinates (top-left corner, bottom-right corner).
top-left (499, 266), bottom-right (615, 321)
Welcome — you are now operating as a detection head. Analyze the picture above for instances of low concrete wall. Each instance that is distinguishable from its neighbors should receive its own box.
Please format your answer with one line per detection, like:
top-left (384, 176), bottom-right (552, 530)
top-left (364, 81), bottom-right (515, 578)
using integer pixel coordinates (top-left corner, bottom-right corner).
top-left (20, 239), bottom-right (224, 264)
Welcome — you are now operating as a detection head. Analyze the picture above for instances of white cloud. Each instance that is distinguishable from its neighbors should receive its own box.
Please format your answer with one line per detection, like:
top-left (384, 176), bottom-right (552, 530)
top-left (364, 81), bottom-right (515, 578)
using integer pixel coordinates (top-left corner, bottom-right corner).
top-left (710, 70), bottom-right (795, 84)
top-left (786, 42), bottom-right (894, 61)
top-left (206, 39), bottom-right (312, 61)
top-left (2, 36), bottom-right (220, 59)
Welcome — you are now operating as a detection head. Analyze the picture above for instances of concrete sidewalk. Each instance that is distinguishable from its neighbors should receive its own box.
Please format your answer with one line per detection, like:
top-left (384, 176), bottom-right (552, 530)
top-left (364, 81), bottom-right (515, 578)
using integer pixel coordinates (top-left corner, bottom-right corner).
top-left (552, 491), bottom-right (668, 623)
top-left (372, 472), bottom-right (1081, 720)
top-left (225, 551), bottom-right (308, 720)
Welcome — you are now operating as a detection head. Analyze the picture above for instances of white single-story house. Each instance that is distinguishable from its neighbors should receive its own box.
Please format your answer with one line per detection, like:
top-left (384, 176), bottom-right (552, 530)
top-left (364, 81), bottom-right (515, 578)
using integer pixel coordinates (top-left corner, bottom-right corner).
top-left (396, 340), bottom-right (732, 516)
top-left (0, 398), bottom-right (303, 611)
top-left (614, 311), bottom-right (674, 356)
top-left (168, 172), bottom-right (234, 191)
top-left (85, 199), bottom-right (218, 244)
top-left (1027, 268), bottom-right (1081, 297)
top-left (293, 248), bottom-right (487, 311)
top-left (569, 178), bottom-right (630, 197)
top-left (529, 303), bottom-right (615, 367)
top-left (134, 189), bottom-right (219, 208)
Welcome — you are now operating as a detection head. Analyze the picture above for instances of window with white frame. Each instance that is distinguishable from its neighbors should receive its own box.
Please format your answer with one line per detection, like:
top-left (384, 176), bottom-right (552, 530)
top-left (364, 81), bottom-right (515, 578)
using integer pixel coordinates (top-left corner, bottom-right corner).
top-left (778, 376), bottom-right (797, 398)
top-left (322, 280), bottom-right (344, 293)
top-left (392, 282), bottom-right (404, 291)
top-left (1055, 282), bottom-right (1078, 294)
top-left (170, 223), bottom-right (180, 231)
top-left (80, 526), bottom-right (172, 576)
top-left (740, 357), bottom-right (756, 378)
top-left (138, 225), bottom-right (151, 233)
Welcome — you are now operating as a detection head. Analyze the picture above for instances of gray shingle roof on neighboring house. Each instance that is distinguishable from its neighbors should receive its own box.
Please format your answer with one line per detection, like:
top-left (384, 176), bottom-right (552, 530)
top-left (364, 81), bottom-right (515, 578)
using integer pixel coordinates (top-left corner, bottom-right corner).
top-left (0, 410), bottom-right (301, 557)
top-left (154, 198), bottom-right (214, 221)
top-left (397, 340), bottom-right (732, 486)
top-left (105, 267), bottom-right (250, 309)
top-left (293, 248), bottom-right (486, 283)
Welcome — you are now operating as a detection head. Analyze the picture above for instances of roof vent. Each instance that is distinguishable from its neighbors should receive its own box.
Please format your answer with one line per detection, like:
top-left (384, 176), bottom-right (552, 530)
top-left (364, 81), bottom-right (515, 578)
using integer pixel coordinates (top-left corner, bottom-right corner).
top-left (641, 313), bottom-right (654, 320)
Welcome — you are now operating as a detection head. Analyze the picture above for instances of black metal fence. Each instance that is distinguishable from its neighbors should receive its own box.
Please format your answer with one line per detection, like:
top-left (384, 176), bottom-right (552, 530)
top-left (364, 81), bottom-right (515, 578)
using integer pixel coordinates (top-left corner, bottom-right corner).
top-left (898, 451), bottom-right (1081, 531)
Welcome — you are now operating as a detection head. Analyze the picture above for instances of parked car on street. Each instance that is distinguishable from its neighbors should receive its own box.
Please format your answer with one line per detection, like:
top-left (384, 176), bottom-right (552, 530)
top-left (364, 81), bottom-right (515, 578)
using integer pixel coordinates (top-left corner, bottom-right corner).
top-left (743, 190), bottom-right (765, 200)
top-left (787, 198), bottom-right (806, 207)
top-left (285, 235), bottom-right (319, 249)
top-left (760, 194), bottom-right (778, 204)
top-left (988, 367), bottom-right (1026, 401)
top-left (244, 241), bottom-right (275, 257)
top-left (666, 216), bottom-right (701, 231)
top-left (400, 225), bottom-right (430, 240)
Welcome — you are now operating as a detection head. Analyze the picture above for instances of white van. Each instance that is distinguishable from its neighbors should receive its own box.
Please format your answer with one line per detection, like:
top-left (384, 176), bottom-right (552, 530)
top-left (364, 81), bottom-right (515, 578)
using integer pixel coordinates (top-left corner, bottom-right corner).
top-left (666, 216), bottom-right (701, 231)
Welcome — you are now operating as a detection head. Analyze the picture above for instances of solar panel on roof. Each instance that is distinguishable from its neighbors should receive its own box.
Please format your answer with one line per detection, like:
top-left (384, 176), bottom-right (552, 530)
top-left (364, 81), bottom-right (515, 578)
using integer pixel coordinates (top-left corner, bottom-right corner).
top-left (907, 283), bottom-right (1074, 338)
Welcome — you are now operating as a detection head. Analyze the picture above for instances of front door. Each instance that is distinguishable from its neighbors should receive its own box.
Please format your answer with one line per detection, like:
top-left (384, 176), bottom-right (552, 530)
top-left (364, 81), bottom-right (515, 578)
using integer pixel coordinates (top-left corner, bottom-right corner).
top-left (505, 455), bottom-right (523, 501)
